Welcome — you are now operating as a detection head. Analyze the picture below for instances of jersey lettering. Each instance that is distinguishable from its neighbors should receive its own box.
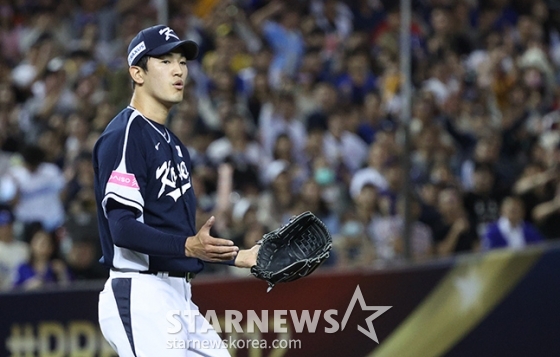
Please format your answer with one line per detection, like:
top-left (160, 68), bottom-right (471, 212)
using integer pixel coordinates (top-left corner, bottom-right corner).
top-left (156, 160), bottom-right (191, 201)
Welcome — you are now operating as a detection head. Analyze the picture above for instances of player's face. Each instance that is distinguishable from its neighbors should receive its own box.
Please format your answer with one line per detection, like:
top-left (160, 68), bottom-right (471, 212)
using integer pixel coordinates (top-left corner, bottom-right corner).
top-left (145, 52), bottom-right (188, 106)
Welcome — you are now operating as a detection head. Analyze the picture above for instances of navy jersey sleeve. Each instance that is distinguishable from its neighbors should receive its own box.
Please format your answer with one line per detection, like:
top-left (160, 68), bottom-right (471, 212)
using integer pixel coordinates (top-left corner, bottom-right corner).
top-left (107, 202), bottom-right (187, 257)
top-left (100, 116), bottom-right (148, 218)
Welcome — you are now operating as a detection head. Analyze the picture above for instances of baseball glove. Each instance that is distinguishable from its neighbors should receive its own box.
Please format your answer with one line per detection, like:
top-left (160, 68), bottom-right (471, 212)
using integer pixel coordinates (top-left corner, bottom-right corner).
top-left (251, 211), bottom-right (332, 292)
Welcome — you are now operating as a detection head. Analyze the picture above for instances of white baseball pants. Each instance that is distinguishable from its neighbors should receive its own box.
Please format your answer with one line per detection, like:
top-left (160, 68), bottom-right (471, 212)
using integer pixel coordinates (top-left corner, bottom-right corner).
top-left (99, 270), bottom-right (230, 357)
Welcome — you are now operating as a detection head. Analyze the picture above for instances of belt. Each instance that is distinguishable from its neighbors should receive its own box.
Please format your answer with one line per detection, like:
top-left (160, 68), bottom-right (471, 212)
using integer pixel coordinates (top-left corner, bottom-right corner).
top-left (139, 270), bottom-right (196, 282)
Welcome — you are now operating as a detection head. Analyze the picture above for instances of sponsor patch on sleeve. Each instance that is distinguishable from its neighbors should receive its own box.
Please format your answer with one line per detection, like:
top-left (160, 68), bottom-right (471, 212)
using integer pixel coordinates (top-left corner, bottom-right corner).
top-left (108, 171), bottom-right (140, 189)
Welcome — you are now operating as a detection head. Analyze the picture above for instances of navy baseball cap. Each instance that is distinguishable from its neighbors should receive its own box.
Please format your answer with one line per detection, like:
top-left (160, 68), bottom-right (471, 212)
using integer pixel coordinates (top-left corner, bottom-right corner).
top-left (127, 25), bottom-right (199, 66)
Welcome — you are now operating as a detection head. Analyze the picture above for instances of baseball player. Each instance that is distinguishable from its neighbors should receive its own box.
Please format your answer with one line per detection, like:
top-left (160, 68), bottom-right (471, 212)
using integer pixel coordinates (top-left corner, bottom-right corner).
top-left (93, 25), bottom-right (259, 356)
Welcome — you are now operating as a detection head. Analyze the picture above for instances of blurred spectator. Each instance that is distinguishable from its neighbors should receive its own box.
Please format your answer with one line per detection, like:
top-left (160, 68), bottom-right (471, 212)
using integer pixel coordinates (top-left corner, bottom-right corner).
top-left (292, 178), bottom-right (340, 235)
top-left (198, 69), bottom-right (248, 131)
top-left (11, 33), bottom-right (57, 91)
top-left (459, 133), bottom-right (514, 192)
top-left (483, 196), bottom-right (544, 250)
top-left (409, 91), bottom-right (439, 137)
top-left (72, 63), bottom-right (107, 115)
top-left (309, 154), bottom-right (348, 215)
top-left (7, 145), bottom-right (66, 233)
top-left (250, 0), bottom-right (305, 87)
top-left (38, 126), bottom-right (66, 168)
top-left (356, 91), bottom-right (393, 145)
top-left (202, 31), bottom-right (252, 75)
top-left (350, 0), bottom-right (384, 32)
top-left (295, 48), bottom-right (327, 114)
top-left (63, 151), bottom-right (95, 214)
top-left (64, 113), bottom-right (91, 164)
top-left (0, 138), bottom-right (21, 202)
top-left (417, 178), bottom-right (446, 234)
top-left (463, 162), bottom-right (507, 238)
top-left (63, 211), bottom-right (107, 280)
top-left (302, 127), bottom-right (325, 170)
top-left (244, 65), bottom-right (274, 125)
top-left (259, 91), bottom-right (307, 163)
top-left (423, 56), bottom-right (460, 107)
top-left (323, 109), bottom-right (369, 174)
top-left (206, 112), bottom-right (262, 167)
top-left (434, 188), bottom-right (479, 256)
top-left (332, 211), bottom-right (375, 268)
top-left (230, 198), bottom-right (261, 244)
top-left (21, 57), bottom-right (78, 141)
top-left (350, 141), bottom-right (390, 199)
top-left (257, 159), bottom-right (294, 229)
top-left (0, 82), bottom-right (22, 158)
top-left (370, 195), bottom-right (433, 264)
top-left (411, 124), bottom-right (451, 184)
top-left (13, 225), bottom-right (70, 290)
top-left (0, 204), bottom-right (29, 290)
top-left (272, 133), bottom-right (294, 163)
top-left (378, 157), bottom-right (405, 216)
top-left (241, 221), bottom-right (266, 251)
top-left (355, 182), bottom-right (381, 228)
top-left (70, 0), bottom-right (118, 45)
top-left (532, 178), bottom-right (560, 240)
top-left (272, 133), bottom-right (308, 188)
top-left (371, 5), bottom-right (424, 61)
top-left (335, 51), bottom-right (376, 105)
top-left (305, 82), bottom-right (338, 131)
top-left (333, 181), bottom-right (380, 268)
top-left (513, 162), bottom-right (557, 225)
top-left (310, 0), bottom-right (353, 41)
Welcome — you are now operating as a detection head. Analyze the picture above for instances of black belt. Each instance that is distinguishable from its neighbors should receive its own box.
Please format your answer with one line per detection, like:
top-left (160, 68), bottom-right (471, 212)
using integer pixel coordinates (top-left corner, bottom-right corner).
top-left (138, 270), bottom-right (196, 281)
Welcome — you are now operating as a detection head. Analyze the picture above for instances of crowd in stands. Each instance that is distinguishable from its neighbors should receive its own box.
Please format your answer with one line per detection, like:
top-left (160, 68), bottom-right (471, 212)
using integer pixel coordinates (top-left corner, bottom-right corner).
top-left (1, 0), bottom-right (560, 290)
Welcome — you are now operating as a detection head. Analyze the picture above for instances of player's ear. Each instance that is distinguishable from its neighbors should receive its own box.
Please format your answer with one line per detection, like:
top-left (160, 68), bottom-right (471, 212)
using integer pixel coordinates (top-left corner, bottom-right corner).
top-left (129, 66), bottom-right (145, 86)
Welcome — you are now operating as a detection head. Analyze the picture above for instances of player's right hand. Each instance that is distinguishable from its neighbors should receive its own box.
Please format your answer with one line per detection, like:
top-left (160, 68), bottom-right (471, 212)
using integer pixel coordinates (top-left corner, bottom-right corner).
top-left (185, 216), bottom-right (239, 262)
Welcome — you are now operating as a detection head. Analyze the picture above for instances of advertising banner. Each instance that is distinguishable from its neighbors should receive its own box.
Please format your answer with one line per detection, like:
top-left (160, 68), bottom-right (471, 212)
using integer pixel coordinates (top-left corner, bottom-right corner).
top-left (2, 245), bottom-right (559, 357)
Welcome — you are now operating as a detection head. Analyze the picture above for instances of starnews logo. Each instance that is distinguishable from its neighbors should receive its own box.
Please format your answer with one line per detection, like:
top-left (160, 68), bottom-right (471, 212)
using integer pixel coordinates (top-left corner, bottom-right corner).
top-left (167, 285), bottom-right (392, 344)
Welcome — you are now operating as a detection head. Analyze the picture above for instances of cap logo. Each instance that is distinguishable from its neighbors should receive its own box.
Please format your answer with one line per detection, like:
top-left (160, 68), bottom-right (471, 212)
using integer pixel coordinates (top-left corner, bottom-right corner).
top-left (159, 27), bottom-right (179, 41)
top-left (128, 40), bottom-right (146, 66)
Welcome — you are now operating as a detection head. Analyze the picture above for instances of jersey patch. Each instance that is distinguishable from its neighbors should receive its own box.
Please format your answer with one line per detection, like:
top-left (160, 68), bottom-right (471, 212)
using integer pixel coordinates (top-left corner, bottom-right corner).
top-left (109, 171), bottom-right (140, 189)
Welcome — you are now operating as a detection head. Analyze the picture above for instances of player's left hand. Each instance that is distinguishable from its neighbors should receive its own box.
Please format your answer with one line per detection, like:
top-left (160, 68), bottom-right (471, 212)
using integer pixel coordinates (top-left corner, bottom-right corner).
top-left (234, 244), bottom-right (260, 268)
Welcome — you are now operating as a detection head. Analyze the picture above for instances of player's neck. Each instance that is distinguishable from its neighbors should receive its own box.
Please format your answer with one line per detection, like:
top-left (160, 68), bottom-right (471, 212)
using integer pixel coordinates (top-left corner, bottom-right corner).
top-left (129, 91), bottom-right (171, 125)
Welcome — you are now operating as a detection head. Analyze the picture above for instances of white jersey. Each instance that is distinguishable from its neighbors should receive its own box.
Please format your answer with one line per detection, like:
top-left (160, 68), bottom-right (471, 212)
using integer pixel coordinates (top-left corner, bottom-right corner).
top-left (9, 163), bottom-right (65, 231)
top-left (0, 240), bottom-right (30, 290)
